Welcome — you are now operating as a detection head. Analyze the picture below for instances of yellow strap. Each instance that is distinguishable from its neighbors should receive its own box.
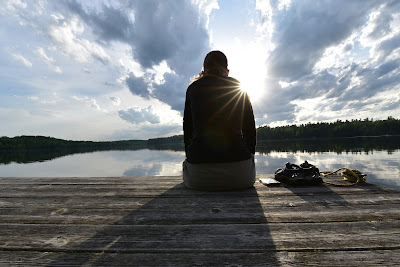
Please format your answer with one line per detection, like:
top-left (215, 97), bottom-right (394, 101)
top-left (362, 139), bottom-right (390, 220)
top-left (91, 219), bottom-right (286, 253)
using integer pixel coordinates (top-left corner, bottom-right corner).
top-left (320, 168), bottom-right (366, 187)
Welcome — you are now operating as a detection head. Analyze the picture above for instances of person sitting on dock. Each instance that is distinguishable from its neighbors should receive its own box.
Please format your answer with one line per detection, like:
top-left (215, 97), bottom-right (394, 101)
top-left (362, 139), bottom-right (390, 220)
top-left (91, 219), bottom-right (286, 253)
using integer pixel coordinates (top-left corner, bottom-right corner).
top-left (183, 50), bottom-right (256, 190)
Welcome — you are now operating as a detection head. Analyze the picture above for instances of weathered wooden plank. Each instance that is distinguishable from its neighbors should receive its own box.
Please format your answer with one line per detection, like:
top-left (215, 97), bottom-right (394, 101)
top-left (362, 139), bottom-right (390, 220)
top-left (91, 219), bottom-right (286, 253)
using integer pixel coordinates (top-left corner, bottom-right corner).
top-left (0, 176), bottom-right (183, 185)
top-left (0, 182), bottom-right (395, 192)
top-left (0, 175), bottom-right (269, 184)
top-left (1, 203), bottom-right (399, 225)
top-left (2, 192), bottom-right (400, 210)
top-left (0, 173), bottom-right (354, 184)
top-left (0, 176), bottom-right (387, 188)
top-left (0, 221), bottom-right (399, 251)
top-left (0, 184), bottom-right (396, 199)
top-left (0, 199), bottom-right (400, 223)
top-left (1, 250), bottom-right (398, 266)
top-left (0, 176), bottom-right (396, 193)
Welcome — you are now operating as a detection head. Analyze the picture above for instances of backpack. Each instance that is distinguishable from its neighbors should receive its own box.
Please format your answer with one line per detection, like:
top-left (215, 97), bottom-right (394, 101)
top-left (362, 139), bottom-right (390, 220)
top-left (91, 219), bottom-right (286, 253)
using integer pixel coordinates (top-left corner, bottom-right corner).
top-left (275, 161), bottom-right (323, 185)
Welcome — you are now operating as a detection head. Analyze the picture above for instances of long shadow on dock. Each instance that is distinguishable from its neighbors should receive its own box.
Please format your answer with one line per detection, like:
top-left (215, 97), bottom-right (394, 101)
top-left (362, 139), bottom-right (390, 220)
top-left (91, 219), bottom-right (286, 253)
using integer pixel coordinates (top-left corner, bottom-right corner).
top-left (284, 178), bottom-right (398, 209)
top-left (284, 183), bottom-right (351, 208)
top-left (49, 183), bottom-right (279, 266)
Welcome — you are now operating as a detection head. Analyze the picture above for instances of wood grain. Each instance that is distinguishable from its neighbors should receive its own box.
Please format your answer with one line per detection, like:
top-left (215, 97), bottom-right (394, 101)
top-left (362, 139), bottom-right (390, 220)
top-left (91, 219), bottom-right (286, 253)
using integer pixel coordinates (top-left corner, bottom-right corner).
top-left (0, 176), bottom-right (399, 266)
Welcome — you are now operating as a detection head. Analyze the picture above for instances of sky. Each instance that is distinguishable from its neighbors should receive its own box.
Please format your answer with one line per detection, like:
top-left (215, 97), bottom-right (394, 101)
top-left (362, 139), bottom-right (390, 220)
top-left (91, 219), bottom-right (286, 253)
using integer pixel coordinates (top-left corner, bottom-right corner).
top-left (1, 0), bottom-right (400, 141)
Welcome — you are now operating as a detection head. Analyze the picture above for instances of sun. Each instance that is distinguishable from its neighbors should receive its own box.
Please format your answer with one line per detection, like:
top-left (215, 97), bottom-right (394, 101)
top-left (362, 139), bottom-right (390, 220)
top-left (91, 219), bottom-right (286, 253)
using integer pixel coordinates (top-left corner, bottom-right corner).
top-left (238, 74), bottom-right (265, 101)
top-left (226, 45), bottom-right (267, 103)
top-left (230, 65), bottom-right (266, 103)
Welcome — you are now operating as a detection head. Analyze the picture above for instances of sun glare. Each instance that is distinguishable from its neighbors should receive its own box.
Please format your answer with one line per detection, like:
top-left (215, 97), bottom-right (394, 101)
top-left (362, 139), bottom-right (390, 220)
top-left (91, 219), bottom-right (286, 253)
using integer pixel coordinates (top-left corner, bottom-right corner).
top-left (227, 44), bottom-right (267, 103)
top-left (238, 73), bottom-right (265, 101)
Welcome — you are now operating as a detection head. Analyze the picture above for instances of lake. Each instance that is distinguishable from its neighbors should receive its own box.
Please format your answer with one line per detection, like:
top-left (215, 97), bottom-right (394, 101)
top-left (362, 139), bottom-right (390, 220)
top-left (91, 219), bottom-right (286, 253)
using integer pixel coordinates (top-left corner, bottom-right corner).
top-left (1, 137), bottom-right (399, 190)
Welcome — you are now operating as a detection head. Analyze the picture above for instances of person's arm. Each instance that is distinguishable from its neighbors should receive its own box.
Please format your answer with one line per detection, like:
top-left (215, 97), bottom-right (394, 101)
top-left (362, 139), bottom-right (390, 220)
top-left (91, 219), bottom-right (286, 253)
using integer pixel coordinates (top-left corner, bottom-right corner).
top-left (242, 93), bottom-right (256, 154)
top-left (183, 88), bottom-right (193, 156)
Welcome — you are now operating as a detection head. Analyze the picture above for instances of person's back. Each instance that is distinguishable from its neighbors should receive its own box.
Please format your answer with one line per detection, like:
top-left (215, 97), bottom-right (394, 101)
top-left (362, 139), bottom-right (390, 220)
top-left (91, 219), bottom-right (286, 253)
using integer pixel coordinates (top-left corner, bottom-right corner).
top-left (184, 75), bottom-right (255, 163)
top-left (183, 50), bottom-right (256, 190)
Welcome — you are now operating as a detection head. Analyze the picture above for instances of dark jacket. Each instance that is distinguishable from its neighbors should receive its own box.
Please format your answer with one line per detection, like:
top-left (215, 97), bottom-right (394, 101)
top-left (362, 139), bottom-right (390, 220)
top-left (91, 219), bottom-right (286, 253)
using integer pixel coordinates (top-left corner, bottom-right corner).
top-left (183, 75), bottom-right (256, 163)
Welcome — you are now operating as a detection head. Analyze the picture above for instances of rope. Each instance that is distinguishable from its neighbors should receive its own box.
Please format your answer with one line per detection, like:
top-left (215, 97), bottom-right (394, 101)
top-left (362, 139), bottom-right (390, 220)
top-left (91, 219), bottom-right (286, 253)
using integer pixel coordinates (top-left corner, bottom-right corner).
top-left (320, 168), bottom-right (366, 187)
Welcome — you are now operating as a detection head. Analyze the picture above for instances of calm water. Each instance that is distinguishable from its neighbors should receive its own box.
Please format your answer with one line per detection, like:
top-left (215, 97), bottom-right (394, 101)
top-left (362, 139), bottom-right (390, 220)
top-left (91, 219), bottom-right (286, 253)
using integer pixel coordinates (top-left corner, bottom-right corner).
top-left (1, 148), bottom-right (399, 190)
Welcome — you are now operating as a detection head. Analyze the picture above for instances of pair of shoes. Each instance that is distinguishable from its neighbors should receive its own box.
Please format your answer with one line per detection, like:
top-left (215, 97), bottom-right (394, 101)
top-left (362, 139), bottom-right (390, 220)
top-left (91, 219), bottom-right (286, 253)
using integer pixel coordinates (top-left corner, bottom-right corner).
top-left (275, 161), bottom-right (323, 185)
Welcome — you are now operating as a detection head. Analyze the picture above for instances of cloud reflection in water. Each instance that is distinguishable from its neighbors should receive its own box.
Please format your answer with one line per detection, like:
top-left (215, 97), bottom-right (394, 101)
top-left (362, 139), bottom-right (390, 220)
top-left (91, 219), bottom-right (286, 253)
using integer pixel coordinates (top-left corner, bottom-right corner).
top-left (0, 149), bottom-right (399, 190)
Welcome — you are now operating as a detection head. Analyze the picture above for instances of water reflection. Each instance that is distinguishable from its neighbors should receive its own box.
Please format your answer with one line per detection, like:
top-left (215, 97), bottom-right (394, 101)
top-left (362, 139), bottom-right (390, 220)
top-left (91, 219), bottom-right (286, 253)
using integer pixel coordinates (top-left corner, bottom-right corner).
top-left (1, 137), bottom-right (399, 190)
top-left (0, 150), bottom-right (185, 177)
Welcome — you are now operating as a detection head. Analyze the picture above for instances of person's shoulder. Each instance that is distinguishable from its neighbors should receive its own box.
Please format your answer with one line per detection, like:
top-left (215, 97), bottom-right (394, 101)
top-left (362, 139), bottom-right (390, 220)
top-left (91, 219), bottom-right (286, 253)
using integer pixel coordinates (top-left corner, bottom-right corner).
top-left (219, 76), bottom-right (240, 88)
top-left (187, 75), bottom-right (240, 89)
top-left (187, 75), bottom-right (212, 90)
top-left (186, 79), bottom-right (199, 94)
top-left (208, 75), bottom-right (240, 86)
top-left (227, 76), bottom-right (240, 83)
top-left (226, 76), bottom-right (240, 86)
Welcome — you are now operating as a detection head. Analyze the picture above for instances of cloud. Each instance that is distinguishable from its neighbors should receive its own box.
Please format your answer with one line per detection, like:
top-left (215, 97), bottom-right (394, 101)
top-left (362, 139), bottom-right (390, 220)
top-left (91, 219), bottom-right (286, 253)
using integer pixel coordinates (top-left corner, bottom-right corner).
top-left (251, 0), bottom-right (400, 126)
top-left (62, 0), bottom-right (214, 112)
top-left (118, 106), bottom-right (160, 124)
top-left (5, 0), bottom-right (27, 11)
top-left (48, 17), bottom-right (110, 64)
top-left (109, 96), bottom-right (121, 106)
top-left (28, 96), bottom-right (39, 101)
top-left (35, 47), bottom-right (54, 64)
top-left (72, 96), bottom-right (106, 112)
top-left (125, 73), bottom-right (152, 100)
top-left (266, 0), bottom-right (380, 80)
top-left (374, 33), bottom-right (400, 61)
top-left (11, 53), bottom-right (32, 67)
top-left (108, 123), bottom-right (182, 141)
top-left (35, 47), bottom-right (62, 73)
top-left (152, 72), bottom-right (189, 112)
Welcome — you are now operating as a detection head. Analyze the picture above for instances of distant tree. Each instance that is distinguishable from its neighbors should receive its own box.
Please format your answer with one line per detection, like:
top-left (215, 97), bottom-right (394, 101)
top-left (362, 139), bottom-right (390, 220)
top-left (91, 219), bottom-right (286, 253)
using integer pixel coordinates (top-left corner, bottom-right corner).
top-left (256, 117), bottom-right (400, 140)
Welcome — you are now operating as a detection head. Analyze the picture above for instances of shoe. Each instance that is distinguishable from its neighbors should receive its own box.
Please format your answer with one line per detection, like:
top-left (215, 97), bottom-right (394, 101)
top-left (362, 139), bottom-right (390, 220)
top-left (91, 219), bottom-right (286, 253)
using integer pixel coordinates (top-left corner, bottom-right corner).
top-left (275, 161), bottom-right (322, 185)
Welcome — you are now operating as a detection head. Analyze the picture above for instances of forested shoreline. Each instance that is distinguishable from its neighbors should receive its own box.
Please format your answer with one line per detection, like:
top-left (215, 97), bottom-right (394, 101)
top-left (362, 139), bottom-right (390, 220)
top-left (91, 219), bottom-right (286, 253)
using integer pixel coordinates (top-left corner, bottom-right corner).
top-left (0, 136), bottom-right (147, 151)
top-left (257, 117), bottom-right (400, 140)
top-left (1, 117), bottom-right (400, 150)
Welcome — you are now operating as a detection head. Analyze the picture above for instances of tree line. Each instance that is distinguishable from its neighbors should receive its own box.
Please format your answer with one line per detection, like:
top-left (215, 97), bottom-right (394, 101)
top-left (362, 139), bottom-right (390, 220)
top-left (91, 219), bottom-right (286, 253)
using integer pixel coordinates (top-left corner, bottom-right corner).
top-left (1, 117), bottom-right (399, 151)
top-left (256, 117), bottom-right (400, 141)
top-left (0, 136), bottom-right (147, 151)
top-left (145, 116), bottom-right (400, 144)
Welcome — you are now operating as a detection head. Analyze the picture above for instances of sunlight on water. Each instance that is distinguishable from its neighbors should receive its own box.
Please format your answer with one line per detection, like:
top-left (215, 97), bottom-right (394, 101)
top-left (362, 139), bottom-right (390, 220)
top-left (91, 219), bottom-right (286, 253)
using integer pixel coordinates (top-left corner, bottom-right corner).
top-left (0, 149), bottom-right (399, 190)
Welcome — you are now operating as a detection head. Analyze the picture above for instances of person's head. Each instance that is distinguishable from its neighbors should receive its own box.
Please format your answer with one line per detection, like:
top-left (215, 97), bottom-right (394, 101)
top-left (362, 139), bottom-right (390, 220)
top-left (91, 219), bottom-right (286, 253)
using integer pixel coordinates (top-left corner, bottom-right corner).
top-left (202, 50), bottom-right (229, 76)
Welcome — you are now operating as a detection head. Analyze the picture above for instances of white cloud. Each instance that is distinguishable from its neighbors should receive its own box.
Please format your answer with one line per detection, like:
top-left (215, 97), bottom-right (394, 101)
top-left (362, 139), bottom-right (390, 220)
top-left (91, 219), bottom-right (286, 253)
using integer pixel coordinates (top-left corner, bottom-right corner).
top-left (255, 0), bottom-right (274, 38)
top-left (11, 53), bottom-right (32, 67)
top-left (279, 80), bottom-right (297, 88)
top-left (35, 47), bottom-right (62, 73)
top-left (28, 96), bottom-right (39, 101)
top-left (250, 0), bottom-right (400, 125)
top-left (35, 47), bottom-right (54, 63)
top-left (6, 0), bottom-right (27, 11)
top-left (53, 66), bottom-right (62, 73)
top-left (48, 17), bottom-right (110, 64)
top-left (63, 0), bottom-right (211, 112)
top-left (191, 0), bottom-right (219, 28)
top-left (118, 105), bottom-right (160, 124)
top-left (277, 0), bottom-right (291, 11)
top-left (72, 95), bottom-right (106, 112)
top-left (109, 96), bottom-right (121, 106)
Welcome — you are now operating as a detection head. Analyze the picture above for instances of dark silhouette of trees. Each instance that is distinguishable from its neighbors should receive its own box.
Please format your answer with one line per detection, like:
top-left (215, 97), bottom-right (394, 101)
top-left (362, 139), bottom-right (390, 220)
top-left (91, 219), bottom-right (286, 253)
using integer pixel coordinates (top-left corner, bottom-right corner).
top-left (0, 136), bottom-right (147, 164)
top-left (1, 117), bottom-right (399, 152)
top-left (0, 136), bottom-right (146, 150)
top-left (256, 117), bottom-right (400, 140)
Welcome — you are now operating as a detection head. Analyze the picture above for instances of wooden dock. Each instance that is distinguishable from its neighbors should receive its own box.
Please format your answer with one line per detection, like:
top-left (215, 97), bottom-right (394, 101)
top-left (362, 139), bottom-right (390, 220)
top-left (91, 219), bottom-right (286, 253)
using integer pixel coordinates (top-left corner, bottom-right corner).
top-left (0, 175), bottom-right (399, 266)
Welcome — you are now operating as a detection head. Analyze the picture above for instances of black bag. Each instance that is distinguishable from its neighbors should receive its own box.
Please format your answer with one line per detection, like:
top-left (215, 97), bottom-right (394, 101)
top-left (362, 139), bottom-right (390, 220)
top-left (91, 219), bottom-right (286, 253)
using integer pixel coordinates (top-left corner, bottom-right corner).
top-left (275, 161), bottom-right (323, 185)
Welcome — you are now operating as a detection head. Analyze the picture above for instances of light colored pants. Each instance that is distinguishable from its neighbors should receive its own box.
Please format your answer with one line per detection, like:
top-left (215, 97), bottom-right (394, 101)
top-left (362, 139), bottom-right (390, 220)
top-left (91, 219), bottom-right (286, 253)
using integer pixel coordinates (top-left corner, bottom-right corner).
top-left (182, 156), bottom-right (255, 190)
